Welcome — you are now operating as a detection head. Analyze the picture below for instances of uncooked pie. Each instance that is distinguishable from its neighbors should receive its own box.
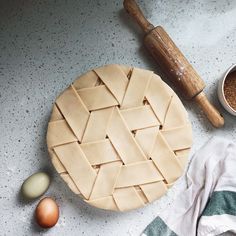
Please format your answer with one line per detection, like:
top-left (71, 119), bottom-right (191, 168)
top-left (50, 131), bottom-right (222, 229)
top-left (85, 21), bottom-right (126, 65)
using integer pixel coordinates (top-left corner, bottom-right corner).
top-left (47, 64), bottom-right (192, 211)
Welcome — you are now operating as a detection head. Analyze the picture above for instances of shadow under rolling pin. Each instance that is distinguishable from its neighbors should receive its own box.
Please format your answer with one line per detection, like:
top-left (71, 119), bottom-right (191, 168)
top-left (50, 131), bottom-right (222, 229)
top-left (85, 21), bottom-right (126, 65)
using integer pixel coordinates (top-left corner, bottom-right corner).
top-left (123, 0), bottom-right (224, 128)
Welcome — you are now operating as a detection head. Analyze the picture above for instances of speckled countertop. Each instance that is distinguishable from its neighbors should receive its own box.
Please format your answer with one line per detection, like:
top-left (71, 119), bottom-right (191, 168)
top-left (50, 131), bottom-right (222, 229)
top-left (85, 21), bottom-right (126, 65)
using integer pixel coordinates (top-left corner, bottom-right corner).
top-left (0, 0), bottom-right (236, 235)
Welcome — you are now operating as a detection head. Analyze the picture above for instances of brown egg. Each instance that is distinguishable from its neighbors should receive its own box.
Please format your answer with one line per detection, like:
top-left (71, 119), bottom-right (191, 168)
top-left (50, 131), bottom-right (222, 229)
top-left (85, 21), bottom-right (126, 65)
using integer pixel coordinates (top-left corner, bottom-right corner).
top-left (35, 197), bottom-right (59, 228)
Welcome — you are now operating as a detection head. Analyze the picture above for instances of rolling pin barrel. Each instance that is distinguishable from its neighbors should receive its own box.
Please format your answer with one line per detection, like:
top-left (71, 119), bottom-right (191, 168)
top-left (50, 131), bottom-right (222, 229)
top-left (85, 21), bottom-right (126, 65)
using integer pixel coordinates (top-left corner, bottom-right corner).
top-left (144, 26), bottom-right (205, 99)
top-left (123, 0), bottom-right (224, 128)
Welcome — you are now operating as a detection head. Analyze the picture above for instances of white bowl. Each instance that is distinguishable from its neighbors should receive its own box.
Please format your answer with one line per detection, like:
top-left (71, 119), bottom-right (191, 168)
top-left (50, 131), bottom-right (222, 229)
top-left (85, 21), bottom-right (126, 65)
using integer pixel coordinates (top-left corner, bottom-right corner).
top-left (218, 64), bottom-right (236, 116)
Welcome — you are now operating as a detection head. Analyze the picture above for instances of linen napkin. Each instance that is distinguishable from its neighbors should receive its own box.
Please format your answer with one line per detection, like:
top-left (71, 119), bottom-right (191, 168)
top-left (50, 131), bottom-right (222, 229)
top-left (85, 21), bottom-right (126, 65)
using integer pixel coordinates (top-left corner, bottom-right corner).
top-left (142, 137), bottom-right (236, 236)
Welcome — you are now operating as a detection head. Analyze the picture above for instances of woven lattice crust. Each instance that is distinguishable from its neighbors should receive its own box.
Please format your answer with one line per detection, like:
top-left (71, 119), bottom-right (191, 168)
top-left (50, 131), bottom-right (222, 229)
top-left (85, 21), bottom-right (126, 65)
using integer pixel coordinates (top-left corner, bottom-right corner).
top-left (47, 64), bottom-right (192, 211)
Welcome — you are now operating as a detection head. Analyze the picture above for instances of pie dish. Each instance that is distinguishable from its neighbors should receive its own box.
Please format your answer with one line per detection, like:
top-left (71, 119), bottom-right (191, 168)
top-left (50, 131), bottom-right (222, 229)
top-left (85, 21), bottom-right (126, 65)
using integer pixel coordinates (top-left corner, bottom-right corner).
top-left (47, 64), bottom-right (192, 211)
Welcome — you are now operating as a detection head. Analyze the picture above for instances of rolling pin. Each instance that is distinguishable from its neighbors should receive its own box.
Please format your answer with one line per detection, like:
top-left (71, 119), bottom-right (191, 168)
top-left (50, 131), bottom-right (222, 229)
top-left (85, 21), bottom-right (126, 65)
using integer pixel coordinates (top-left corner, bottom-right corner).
top-left (123, 0), bottom-right (224, 128)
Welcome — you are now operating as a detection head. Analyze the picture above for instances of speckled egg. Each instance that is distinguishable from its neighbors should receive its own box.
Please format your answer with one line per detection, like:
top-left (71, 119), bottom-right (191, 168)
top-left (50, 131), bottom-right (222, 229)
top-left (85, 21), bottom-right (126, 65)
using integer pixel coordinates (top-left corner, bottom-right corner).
top-left (35, 197), bottom-right (59, 228)
top-left (21, 172), bottom-right (50, 200)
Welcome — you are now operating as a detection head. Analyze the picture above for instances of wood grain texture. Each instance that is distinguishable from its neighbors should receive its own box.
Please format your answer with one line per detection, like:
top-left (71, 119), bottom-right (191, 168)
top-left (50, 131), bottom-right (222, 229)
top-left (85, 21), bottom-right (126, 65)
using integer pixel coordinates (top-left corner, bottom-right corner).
top-left (144, 26), bottom-right (205, 99)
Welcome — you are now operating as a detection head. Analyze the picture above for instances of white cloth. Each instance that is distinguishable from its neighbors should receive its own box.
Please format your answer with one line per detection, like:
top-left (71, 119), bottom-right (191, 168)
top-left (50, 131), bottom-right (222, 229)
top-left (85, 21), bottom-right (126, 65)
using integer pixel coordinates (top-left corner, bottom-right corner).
top-left (142, 137), bottom-right (236, 236)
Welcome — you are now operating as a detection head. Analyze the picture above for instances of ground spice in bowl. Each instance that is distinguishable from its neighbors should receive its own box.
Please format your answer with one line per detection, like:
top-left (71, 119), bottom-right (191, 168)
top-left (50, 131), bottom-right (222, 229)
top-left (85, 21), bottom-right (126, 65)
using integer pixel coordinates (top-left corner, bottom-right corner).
top-left (224, 70), bottom-right (236, 111)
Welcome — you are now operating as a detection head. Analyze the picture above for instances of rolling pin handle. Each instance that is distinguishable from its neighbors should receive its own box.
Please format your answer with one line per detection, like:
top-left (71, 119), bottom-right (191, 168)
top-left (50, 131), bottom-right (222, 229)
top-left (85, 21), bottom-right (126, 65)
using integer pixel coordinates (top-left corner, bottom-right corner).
top-left (194, 92), bottom-right (224, 128)
top-left (123, 0), bottom-right (154, 33)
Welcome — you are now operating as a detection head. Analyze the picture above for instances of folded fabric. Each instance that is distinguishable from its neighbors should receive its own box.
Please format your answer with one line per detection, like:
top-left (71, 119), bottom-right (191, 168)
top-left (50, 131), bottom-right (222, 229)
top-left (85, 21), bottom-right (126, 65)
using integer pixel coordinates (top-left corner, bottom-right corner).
top-left (142, 137), bottom-right (236, 236)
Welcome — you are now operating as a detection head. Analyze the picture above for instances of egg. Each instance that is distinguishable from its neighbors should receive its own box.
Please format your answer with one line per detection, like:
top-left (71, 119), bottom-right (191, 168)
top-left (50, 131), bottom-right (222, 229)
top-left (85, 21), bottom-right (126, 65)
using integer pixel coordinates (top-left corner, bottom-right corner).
top-left (21, 172), bottom-right (50, 200)
top-left (35, 197), bottom-right (59, 228)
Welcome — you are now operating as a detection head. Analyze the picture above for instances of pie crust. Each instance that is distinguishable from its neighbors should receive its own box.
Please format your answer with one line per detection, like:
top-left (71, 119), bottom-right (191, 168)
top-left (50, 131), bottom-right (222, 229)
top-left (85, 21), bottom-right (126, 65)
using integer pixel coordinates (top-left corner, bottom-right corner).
top-left (47, 64), bottom-right (192, 211)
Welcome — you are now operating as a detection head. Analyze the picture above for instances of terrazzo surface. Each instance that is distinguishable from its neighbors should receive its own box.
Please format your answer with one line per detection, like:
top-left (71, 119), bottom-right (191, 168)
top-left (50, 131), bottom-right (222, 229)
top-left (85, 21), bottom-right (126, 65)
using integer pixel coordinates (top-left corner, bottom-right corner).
top-left (0, 0), bottom-right (236, 235)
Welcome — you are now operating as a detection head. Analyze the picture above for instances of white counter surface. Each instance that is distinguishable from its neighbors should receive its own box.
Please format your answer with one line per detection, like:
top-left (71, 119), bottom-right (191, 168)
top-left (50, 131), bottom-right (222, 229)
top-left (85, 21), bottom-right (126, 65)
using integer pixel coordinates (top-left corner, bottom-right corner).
top-left (0, 0), bottom-right (236, 235)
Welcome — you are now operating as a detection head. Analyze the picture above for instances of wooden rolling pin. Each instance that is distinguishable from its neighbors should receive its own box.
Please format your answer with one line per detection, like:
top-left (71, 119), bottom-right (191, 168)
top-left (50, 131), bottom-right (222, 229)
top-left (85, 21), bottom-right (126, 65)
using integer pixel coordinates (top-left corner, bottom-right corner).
top-left (123, 0), bottom-right (224, 128)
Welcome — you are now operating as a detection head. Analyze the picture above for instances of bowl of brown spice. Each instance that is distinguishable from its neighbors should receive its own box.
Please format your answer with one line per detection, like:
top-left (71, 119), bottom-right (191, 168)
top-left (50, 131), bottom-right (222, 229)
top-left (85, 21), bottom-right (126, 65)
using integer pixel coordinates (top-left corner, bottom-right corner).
top-left (218, 65), bottom-right (236, 116)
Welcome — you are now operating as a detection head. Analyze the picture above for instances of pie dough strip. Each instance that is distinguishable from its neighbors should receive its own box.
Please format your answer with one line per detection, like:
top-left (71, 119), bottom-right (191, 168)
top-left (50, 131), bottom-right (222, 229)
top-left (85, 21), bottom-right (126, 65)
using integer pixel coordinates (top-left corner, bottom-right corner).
top-left (49, 149), bottom-right (66, 173)
top-left (80, 139), bottom-right (120, 166)
top-left (140, 181), bottom-right (167, 203)
top-left (89, 161), bottom-right (122, 200)
top-left (94, 64), bottom-right (128, 104)
top-left (121, 68), bottom-right (153, 109)
top-left (50, 105), bottom-right (64, 121)
top-left (175, 149), bottom-right (191, 168)
top-left (145, 74), bottom-right (173, 124)
top-left (120, 105), bottom-right (160, 131)
top-left (60, 173), bottom-right (81, 195)
top-left (73, 70), bottom-right (98, 90)
top-left (54, 142), bottom-right (97, 199)
top-left (175, 148), bottom-right (190, 157)
top-left (135, 186), bottom-right (148, 204)
top-left (150, 132), bottom-right (183, 183)
top-left (116, 160), bottom-right (164, 188)
top-left (176, 154), bottom-right (189, 168)
top-left (113, 187), bottom-right (145, 211)
top-left (135, 126), bottom-right (159, 157)
top-left (107, 107), bottom-right (147, 164)
top-left (56, 85), bottom-right (90, 142)
top-left (119, 65), bottom-right (132, 76)
top-left (77, 85), bottom-right (118, 111)
top-left (82, 107), bottom-right (114, 143)
top-left (161, 123), bottom-right (192, 151)
top-left (47, 120), bottom-right (78, 149)
top-left (86, 196), bottom-right (118, 211)
top-left (163, 95), bottom-right (188, 129)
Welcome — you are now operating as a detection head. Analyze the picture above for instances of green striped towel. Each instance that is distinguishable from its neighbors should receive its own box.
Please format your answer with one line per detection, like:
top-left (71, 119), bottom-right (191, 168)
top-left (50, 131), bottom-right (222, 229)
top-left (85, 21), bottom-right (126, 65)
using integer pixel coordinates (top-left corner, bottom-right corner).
top-left (142, 137), bottom-right (236, 236)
